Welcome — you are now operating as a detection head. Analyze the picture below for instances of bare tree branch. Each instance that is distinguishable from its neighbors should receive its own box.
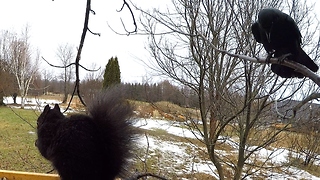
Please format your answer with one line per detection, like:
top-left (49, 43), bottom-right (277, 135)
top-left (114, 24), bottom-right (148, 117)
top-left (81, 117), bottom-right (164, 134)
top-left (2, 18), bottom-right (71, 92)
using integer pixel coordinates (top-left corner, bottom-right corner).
top-left (71, 0), bottom-right (92, 107)
top-left (117, 0), bottom-right (137, 35)
top-left (205, 38), bottom-right (320, 120)
top-left (201, 34), bottom-right (320, 87)
top-left (42, 57), bottom-right (100, 72)
top-left (126, 172), bottom-right (168, 180)
top-left (87, 28), bottom-right (101, 36)
top-left (274, 92), bottom-right (320, 119)
top-left (292, 93), bottom-right (320, 115)
top-left (8, 106), bottom-right (35, 129)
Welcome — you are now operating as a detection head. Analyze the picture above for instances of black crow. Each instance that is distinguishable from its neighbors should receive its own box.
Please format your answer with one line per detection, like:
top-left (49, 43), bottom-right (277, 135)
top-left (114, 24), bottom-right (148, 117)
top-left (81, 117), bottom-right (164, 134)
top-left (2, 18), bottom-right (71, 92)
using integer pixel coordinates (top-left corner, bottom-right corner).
top-left (252, 8), bottom-right (318, 78)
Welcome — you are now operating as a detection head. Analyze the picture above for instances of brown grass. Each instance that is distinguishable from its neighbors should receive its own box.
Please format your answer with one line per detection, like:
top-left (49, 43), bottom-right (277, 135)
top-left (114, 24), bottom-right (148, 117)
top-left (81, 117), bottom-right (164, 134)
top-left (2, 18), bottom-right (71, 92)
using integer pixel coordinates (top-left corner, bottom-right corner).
top-left (4, 96), bottom-right (320, 178)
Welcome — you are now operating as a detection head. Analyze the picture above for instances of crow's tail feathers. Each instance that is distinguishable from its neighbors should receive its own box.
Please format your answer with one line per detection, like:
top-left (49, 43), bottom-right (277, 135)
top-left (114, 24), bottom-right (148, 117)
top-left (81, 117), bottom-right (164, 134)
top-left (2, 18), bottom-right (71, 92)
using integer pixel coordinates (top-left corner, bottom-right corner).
top-left (297, 48), bottom-right (319, 72)
top-left (271, 64), bottom-right (304, 78)
top-left (271, 49), bottom-right (318, 78)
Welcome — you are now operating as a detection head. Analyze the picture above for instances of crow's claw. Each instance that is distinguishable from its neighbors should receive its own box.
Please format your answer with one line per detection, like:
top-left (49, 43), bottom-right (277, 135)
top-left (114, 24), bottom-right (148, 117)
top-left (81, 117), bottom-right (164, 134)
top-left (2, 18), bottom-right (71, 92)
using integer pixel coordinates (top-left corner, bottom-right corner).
top-left (277, 53), bottom-right (292, 63)
top-left (266, 50), bottom-right (275, 64)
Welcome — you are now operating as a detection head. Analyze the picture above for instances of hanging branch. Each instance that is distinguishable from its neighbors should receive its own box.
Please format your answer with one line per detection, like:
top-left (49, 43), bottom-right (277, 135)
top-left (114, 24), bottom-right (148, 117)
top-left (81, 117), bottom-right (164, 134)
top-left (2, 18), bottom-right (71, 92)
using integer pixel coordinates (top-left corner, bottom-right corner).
top-left (40, 0), bottom-right (100, 112)
top-left (44, 0), bottom-right (137, 112)
top-left (63, 0), bottom-right (100, 111)
top-left (72, 0), bottom-right (92, 107)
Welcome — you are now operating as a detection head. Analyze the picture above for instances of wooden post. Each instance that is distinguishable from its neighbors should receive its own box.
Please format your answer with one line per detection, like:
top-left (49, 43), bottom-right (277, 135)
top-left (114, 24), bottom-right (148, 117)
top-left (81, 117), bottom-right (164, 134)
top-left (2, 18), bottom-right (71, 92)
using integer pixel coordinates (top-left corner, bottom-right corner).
top-left (0, 170), bottom-right (60, 180)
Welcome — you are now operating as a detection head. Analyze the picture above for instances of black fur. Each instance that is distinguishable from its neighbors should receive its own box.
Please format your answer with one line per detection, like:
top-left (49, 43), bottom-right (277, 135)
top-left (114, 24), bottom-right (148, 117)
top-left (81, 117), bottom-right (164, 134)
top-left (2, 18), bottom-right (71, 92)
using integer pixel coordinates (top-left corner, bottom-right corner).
top-left (36, 88), bottom-right (135, 180)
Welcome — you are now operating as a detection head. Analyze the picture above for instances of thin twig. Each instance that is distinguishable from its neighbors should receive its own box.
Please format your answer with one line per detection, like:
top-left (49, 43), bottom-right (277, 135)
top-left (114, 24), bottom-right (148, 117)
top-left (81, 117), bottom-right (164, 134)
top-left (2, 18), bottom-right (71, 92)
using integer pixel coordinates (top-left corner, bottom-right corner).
top-left (117, 0), bottom-right (137, 35)
top-left (70, 0), bottom-right (92, 108)
top-left (292, 92), bottom-right (320, 116)
top-left (126, 172), bottom-right (168, 180)
top-left (9, 106), bottom-right (35, 129)
top-left (87, 28), bottom-right (101, 36)
top-left (42, 56), bottom-right (100, 72)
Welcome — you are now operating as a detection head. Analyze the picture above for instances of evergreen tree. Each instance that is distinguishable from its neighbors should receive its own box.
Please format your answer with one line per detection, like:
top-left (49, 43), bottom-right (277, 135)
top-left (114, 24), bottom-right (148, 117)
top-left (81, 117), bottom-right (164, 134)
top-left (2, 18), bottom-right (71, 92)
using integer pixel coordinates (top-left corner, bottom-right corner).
top-left (103, 57), bottom-right (121, 89)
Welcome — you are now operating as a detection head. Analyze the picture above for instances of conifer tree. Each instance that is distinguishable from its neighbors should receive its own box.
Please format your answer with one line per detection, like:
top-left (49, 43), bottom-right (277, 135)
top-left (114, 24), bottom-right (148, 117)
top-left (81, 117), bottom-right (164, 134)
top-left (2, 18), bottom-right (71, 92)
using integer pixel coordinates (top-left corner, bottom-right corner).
top-left (103, 57), bottom-right (121, 88)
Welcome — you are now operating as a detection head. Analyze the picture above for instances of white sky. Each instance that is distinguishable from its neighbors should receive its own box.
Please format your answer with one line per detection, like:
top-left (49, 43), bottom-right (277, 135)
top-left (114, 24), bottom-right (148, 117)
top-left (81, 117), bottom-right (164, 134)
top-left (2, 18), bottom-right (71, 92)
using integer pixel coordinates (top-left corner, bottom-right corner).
top-left (0, 0), bottom-right (319, 83)
top-left (0, 0), bottom-right (164, 83)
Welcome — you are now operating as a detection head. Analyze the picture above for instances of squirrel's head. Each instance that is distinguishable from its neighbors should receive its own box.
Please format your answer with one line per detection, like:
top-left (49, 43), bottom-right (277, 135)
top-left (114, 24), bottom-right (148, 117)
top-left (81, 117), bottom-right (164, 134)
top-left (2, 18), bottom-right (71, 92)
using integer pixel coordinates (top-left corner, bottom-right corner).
top-left (36, 104), bottom-right (64, 148)
top-left (37, 104), bottom-right (64, 129)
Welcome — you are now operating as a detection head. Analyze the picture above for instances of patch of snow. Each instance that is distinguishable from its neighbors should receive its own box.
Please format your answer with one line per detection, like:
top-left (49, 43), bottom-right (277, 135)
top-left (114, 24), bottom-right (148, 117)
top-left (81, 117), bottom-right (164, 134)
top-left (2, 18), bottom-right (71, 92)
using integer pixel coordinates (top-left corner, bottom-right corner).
top-left (3, 96), bottom-right (79, 114)
top-left (137, 134), bottom-right (216, 176)
top-left (4, 96), bottom-right (60, 105)
top-left (134, 118), bottom-right (201, 139)
top-left (247, 146), bottom-right (289, 164)
top-left (4, 96), bottom-right (61, 110)
top-left (265, 167), bottom-right (320, 180)
top-left (3, 98), bottom-right (320, 179)
top-left (28, 131), bottom-right (36, 134)
top-left (135, 118), bottom-right (320, 179)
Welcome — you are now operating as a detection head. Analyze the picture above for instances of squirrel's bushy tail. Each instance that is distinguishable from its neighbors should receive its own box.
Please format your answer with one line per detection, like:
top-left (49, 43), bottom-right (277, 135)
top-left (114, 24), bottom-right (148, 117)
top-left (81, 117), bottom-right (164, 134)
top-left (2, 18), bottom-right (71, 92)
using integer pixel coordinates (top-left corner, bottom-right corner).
top-left (87, 86), bottom-right (135, 177)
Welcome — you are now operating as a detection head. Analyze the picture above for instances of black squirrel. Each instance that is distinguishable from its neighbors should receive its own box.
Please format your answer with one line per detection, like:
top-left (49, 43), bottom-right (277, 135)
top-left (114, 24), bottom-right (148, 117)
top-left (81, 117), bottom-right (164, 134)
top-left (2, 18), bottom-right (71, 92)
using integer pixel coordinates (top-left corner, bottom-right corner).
top-left (36, 88), bottom-right (135, 180)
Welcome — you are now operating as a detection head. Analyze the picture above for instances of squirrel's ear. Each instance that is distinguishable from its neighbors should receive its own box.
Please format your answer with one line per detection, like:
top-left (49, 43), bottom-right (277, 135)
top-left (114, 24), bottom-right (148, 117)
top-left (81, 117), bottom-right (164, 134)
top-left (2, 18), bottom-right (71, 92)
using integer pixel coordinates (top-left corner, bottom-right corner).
top-left (53, 104), bottom-right (61, 112)
top-left (43, 105), bottom-right (51, 113)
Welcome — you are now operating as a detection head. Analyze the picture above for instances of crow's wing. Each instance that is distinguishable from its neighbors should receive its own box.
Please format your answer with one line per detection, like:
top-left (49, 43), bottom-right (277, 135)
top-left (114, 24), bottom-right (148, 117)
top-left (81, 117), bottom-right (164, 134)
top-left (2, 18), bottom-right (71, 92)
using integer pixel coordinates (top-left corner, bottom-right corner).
top-left (284, 14), bottom-right (302, 44)
top-left (251, 22), bottom-right (262, 43)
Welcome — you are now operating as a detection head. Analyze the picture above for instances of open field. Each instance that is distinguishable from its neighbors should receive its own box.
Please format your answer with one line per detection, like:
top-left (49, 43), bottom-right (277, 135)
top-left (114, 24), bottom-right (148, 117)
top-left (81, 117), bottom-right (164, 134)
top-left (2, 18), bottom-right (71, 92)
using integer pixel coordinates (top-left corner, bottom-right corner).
top-left (1, 96), bottom-right (320, 179)
top-left (0, 107), bottom-right (53, 173)
top-left (0, 104), bottom-right (214, 179)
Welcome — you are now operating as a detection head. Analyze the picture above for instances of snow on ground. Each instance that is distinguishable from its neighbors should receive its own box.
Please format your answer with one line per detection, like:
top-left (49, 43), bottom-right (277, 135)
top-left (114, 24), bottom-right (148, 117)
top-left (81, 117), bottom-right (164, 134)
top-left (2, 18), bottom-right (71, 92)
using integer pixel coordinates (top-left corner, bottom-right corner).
top-left (4, 96), bottom-right (60, 110)
top-left (137, 133), bottom-right (218, 178)
top-left (3, 96), bottom-right (320, 179)
top-left (135, 118), bottom-right (202, 139)
top-left (135, 118), bottom-right (320, 179)
top-left (3, 96), bottom-right (78, 113)
top-left (265, 167), bottom-right (320, 180)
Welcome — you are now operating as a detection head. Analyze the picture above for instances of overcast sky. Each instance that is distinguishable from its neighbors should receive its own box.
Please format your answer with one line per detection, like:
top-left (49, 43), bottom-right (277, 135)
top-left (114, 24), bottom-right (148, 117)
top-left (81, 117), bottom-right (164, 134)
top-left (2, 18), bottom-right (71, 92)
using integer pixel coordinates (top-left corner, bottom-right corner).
top-left (0, 0), bottom-right (319, 83)
top-left (0, 0), bottom-right (163, 83)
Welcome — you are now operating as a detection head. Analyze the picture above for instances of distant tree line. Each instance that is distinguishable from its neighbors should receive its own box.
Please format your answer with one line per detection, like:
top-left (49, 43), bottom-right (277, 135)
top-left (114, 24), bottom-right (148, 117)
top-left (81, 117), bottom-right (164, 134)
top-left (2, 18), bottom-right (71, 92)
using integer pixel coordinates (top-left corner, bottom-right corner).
top-left (46, 55), bottom-right (200, 108)
top-left (121, 80), bottom-right (199, 108)
top-left (0, 33), bottom-right (198, 108)
top-left (29, 77), bottom-right (200, 108)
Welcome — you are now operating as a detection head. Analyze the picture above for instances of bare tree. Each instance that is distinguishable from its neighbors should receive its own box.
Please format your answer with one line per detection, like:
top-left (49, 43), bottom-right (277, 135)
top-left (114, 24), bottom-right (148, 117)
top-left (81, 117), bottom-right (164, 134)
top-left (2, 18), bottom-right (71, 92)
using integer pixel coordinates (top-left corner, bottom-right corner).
top-left (56, 43), bottom-right (75, 103)
top-left (81, 63), bottom-right (103, 99)
top-left (0, 31), bottom-right (15, 105)
top-left (0, 60), bottom-right (15, 105)
top-left (292, 129), bottom-right (320, 167)
top-left (41, 69), bottom-right (55, 95)
top-left (136, 0), bottom-right (319, 179)
top-left (287, 105), bottom-right (320, 167)
top-left (0, 27), bottom-right (39, 109)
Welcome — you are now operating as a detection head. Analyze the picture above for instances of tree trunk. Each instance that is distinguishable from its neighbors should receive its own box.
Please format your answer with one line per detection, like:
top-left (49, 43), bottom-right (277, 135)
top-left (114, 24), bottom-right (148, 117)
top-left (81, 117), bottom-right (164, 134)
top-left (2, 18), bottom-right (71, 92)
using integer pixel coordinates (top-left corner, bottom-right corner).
top-left (21, 96), bottom-right (25, 109)
top-left (13, 92), bottom-right (17, 104)
top-left (0, 95), bottom-right (4, 106)
top-left (62, 67), bottom-right (68, 103)
top-left (62, 92), bottom-right (68, 104)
